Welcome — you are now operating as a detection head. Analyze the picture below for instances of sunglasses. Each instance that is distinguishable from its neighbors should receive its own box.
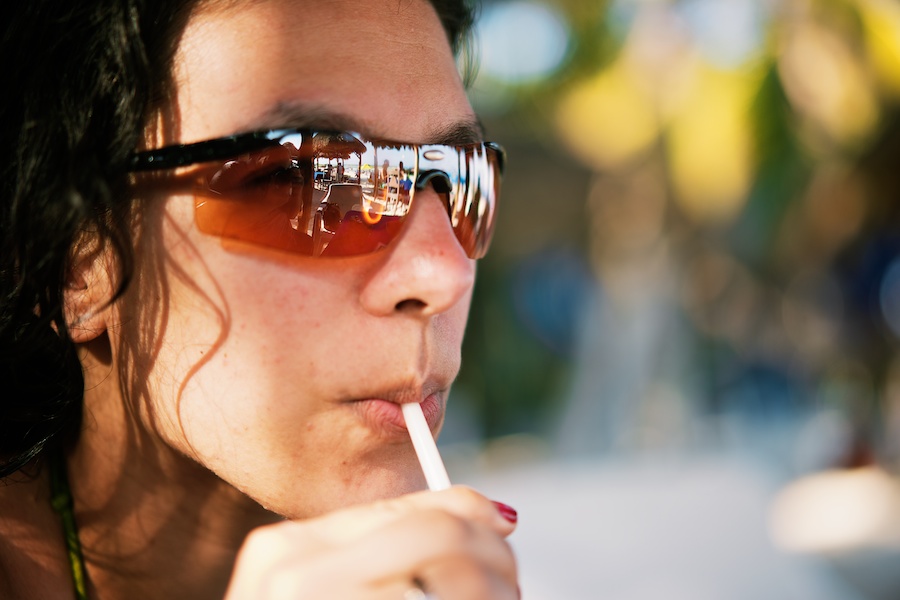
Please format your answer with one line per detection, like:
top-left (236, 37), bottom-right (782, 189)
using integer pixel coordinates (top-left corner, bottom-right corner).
top-left (128, 129), bottom-right (504, 259)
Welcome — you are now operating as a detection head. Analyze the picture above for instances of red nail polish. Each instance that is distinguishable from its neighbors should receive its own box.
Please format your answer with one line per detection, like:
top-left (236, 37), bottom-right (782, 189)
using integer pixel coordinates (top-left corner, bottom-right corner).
top-left (492, 501), bottom-right (518, 524)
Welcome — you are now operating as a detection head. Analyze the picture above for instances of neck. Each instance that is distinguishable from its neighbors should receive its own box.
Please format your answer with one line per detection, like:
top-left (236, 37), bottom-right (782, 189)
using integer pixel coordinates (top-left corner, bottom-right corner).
top-left (69, 336), bottom-right (279, 599)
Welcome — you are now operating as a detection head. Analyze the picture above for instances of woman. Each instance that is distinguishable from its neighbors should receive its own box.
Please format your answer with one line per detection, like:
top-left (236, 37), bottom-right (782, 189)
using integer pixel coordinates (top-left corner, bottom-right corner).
top-left (0, 1), bottom-right (518, 598)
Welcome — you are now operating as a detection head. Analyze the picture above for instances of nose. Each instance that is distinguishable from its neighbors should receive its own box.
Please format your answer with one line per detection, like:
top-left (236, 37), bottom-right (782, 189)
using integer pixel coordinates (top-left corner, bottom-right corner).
top-left (359, 187), bottom-right (475, 317)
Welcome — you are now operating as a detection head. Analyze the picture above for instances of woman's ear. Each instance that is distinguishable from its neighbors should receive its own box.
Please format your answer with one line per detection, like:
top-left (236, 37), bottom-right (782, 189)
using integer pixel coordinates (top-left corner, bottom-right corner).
top-left (64, 236), bottom-right (115, 344)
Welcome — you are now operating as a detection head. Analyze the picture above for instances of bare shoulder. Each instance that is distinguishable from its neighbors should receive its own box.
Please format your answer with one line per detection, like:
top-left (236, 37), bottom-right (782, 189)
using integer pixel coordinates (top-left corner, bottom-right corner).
top-left (0, 468), bottom-right (73, 599)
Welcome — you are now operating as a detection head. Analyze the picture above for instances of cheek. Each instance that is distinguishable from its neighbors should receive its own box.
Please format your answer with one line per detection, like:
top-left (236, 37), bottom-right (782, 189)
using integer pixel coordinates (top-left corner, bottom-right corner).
top-left (444, 285), bottom-right (474, 334)
top-left (166, 262), bottom-right (329, 403)
top-left (119, 199), bottom-right (333, 453)
top-left (419, 287), bottom-right (473, 377)
top-left (139, 276), bottom-right (328, 470)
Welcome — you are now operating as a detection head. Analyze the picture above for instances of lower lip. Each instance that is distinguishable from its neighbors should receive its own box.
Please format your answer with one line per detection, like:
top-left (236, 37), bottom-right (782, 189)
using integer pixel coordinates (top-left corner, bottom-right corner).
top-left (351, 394), bottom-right (443, 437)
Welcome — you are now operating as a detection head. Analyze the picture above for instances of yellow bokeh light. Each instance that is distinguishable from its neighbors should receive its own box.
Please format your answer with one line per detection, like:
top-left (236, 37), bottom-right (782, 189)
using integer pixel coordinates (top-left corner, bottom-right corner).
top-left (665, 65), bottom-right (758, 225)
top-left (779, 21), bottom-right (881, 148)
top-left (554, 59), bottom-right (660, 171)
top-left (858, 0), bottom-right (900, 99)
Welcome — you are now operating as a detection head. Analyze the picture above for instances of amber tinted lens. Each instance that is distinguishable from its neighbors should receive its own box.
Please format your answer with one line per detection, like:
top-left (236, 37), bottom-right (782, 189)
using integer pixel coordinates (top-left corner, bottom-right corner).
top-left (451, 143), bottom-right (500, 259)
top-left (471, 146), bottom-right (501, 259)
top-left (193, 133), bottom-right (417, 257)
top-left (194, 142), bottom-right (316, 254)
top-left (188, 132), bottom-right (500, 258)
top-left (314, 134), bottom-right (415, 256)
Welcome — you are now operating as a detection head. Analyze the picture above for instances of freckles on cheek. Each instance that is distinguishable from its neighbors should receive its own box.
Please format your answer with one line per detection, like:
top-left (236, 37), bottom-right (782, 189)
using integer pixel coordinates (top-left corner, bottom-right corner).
top-left (235, 281), bottom-right (322, 340)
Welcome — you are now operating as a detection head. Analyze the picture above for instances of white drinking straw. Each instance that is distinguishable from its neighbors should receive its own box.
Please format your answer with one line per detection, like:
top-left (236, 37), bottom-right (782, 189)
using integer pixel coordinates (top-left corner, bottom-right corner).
top-left (401, 402), bottom-right (451, 491)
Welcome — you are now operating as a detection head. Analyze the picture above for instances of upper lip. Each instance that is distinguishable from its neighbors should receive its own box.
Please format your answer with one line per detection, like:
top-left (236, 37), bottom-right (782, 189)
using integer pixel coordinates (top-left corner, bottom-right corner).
top-left (342, 378), bottom-right (447, 406)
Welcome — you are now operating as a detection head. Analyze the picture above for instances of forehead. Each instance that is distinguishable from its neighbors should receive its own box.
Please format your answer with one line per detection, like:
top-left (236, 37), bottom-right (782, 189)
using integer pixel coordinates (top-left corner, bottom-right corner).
top-left (169, 0), bottom-right (476, 145)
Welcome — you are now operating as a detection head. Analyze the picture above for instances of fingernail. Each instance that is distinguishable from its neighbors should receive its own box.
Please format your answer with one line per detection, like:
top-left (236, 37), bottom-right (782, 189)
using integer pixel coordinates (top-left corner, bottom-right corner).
top-left (492, 500), bottom-right (518, 524)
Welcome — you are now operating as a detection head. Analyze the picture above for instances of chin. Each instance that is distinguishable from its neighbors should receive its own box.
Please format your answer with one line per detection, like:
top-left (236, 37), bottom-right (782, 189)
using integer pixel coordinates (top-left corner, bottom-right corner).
top-left (265, 457), bottom-right (429, 520)
top-left (334, 463), bottom-right (429, 509)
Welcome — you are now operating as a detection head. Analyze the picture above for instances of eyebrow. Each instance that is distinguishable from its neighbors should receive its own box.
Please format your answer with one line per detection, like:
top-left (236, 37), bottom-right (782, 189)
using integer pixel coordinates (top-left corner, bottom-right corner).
top-left (246, 101), bottom-right (486, 145)
top-left (247, 102), bottom-right (364, 134)
top-left (428, 119), bottom-right (486, 145)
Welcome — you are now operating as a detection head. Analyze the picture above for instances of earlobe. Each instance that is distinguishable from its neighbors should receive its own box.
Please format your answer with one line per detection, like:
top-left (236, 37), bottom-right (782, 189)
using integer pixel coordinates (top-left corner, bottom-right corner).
top-left (64, 237), bottom-right (114, 344)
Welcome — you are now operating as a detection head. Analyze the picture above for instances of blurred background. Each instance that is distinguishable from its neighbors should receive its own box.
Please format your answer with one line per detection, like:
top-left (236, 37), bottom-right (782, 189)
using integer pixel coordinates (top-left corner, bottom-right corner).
top-left (438, 0), bottom-right (900, 598)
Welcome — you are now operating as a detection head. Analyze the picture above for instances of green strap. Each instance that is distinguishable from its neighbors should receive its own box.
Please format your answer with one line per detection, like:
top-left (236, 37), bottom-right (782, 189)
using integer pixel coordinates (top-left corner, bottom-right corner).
top-left (49, 450), bottom-right (89, 600)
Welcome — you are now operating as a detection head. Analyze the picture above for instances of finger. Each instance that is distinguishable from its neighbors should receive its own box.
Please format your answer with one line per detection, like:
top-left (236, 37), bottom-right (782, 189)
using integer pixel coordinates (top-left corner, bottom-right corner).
top-left (226, 488), bottom-right (518, 599)
top-left (420, 557), bottom-right (520, 600)
top-left (320, 508), bottom-right (518, 595)
top-left (301, 486), bottom-right (517, 546)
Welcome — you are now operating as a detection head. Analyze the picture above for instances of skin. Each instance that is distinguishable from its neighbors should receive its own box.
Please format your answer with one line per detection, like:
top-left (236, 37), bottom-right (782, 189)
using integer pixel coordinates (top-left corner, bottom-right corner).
top-left (0, 1), bottom-right (518, 598)
top-left (105, 0), bottom-right (479, 518)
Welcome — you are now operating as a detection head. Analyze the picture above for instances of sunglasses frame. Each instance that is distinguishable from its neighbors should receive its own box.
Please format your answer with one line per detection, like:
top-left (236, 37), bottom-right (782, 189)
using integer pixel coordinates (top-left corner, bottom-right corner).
top-left (128, 128), bottom-right (505, 259)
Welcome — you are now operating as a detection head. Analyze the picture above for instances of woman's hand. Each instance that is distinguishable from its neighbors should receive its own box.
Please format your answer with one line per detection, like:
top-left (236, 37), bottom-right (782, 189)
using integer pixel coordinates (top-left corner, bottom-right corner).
top-left (224, 486), bottom-right (519, 600)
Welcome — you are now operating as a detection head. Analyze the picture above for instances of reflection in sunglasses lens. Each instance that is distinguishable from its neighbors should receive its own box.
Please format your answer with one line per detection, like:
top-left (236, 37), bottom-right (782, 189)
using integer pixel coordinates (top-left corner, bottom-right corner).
top-left (189, 132), bottom-right (498, 258)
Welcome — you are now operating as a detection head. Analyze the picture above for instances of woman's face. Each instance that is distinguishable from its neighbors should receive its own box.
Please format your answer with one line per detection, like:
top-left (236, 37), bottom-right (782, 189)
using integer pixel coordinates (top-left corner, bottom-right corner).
top-left (115, 0), bottom-right (479, 518)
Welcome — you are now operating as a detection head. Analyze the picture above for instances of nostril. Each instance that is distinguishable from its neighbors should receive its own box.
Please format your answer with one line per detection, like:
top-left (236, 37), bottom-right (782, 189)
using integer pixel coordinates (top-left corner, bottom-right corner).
top-left (395, 298), bottom-right (427, 313)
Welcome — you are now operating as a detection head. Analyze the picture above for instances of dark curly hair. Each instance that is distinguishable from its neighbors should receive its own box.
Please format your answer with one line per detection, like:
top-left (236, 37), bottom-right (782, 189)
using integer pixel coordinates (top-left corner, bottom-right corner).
top-left (0, 0), bottom-right (477, 478)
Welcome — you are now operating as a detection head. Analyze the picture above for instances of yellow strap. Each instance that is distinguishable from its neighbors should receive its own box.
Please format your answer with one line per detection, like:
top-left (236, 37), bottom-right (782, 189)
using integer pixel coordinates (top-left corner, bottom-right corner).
top-left (49, 449), bottom-right (89, 600)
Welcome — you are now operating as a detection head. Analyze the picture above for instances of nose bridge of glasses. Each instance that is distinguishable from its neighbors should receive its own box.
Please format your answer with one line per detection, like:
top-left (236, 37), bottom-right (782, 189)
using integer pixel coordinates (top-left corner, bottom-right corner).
top-left (414, 170), bottom-right (454, 195)
top-left (415, 144), bottom-right (461, 195)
